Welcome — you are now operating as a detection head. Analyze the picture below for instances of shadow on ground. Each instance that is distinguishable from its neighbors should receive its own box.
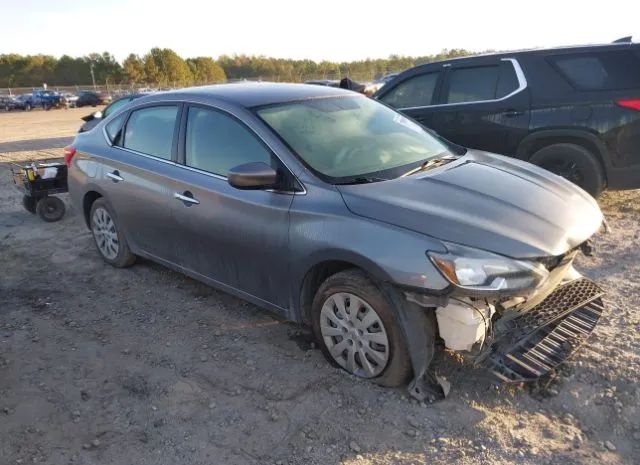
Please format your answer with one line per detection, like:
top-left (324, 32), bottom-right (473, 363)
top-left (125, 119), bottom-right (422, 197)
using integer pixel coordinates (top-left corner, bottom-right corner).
top-left (0, 136), bottom-right (74, 154)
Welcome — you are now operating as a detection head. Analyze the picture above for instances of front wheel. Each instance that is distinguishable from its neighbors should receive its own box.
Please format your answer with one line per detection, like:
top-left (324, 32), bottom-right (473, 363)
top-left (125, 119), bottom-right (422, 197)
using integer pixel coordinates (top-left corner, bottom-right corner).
top-left (311, 269), bottom-right (412, 387)
top-left (36, 196), bottom-right (65, 222)
top-left (530, 143), bottom-right (605, 197)
top-left (90, 198), bottom-right (136, 267)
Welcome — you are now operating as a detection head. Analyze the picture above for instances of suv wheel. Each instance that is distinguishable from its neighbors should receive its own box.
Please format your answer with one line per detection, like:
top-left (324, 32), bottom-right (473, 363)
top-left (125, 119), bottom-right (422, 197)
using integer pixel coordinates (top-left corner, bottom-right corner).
top-left (311, 269), bottom-right (411, 386)
top-left (90, 198), bottom-right (136, 267)
top-left (530, 143), bottom-right (605, 197)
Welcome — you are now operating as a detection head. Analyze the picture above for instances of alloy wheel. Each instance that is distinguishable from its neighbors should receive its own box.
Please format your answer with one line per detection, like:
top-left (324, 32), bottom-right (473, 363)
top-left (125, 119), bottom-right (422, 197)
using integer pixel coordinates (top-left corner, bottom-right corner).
top-left (319, 292), bottom-right (389, 378)
top-left (92, 207), bottom-right (119, 260)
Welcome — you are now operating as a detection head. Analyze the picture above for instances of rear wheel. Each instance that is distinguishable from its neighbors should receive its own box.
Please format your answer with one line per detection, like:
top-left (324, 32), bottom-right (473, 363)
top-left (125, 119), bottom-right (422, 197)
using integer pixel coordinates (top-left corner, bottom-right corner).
top-left (36, 196), bottom-right (65, 222)
top-left (311, 269), bottom-right (411, 387)
top-left (90, 198), bottom-right (136, 267)
top-left (530, 143), bottom-right (605, 197)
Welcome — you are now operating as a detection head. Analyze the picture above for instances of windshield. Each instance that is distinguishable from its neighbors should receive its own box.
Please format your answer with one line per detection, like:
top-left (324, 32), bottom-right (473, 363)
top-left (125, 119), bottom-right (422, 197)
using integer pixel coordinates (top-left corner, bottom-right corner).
top-left (256, 96), bottom-right (451, 182)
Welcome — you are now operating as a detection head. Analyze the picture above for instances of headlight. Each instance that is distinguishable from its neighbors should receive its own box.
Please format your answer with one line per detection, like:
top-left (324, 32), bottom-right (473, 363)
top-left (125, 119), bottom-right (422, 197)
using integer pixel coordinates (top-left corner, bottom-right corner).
top-left (428, 242), bottom-right (549, 293)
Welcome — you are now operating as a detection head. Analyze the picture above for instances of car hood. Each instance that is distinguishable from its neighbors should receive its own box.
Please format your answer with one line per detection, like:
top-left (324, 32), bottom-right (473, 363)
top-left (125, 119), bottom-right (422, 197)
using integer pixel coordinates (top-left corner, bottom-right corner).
top-left (337, 150), bottom-right (603, 258)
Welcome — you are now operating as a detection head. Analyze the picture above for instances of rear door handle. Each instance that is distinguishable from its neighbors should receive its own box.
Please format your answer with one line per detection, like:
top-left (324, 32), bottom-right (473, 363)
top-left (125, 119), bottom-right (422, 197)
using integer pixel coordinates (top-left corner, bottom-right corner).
top-left (174, 191), bottom-right (200, 206)
top-left (106, 170), bottom-right (124, 182)
top-left (502, 110), bottom-right (524, 117)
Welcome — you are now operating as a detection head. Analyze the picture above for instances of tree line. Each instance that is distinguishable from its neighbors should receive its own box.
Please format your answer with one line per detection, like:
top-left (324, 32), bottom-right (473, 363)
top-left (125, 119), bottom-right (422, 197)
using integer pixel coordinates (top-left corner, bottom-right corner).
top-left (0, 47), bottom-right (476, 89)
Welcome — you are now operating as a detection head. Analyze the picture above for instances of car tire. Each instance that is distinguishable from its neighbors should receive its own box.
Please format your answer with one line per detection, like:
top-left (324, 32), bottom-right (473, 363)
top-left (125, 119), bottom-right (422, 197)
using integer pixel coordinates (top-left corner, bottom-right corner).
top-left (22, 195), bottom-right (37, 214)
top-left (36, 196), bottom-right (65, 222)
top-left (311, 269), bottom-right (412, 387)
top-left (530, 143), bottom-right (605, 197)
top-left (89, 198), bottom-right (136, 268)
top-left (25, 103), bottom-right (32, 111)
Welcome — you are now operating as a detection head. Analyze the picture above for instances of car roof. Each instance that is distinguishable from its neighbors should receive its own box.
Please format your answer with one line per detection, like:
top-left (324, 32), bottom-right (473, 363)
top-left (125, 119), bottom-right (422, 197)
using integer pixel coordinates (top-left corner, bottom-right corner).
top-left (408, 42), bottom-right (638, 71)
top-left (146, 82), bottom-right (354, 108)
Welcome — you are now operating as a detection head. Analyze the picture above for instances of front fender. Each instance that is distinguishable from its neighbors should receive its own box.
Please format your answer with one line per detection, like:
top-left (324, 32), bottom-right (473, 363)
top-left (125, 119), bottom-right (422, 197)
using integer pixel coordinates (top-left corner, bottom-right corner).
top-left (288, 189), bottom-right (451, 320)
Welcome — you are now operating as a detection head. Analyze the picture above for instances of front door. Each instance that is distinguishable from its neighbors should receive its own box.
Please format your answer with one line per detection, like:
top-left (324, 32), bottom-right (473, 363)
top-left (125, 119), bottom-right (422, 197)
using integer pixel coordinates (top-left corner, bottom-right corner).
top-left (377, 69), bottom-right (443, 130)
top-left (170, 105), bottom-right (293, 308)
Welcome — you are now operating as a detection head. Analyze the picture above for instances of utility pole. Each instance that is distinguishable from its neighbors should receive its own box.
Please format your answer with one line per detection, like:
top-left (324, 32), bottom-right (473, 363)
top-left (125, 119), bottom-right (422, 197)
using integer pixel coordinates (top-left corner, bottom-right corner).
top-left (90, 63), bottom-right (96, 90)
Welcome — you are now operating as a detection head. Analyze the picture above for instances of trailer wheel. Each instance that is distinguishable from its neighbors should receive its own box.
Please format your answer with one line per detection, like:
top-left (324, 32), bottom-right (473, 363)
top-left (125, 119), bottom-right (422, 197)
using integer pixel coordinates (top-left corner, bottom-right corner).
top-left (36, 197), bottom-right (66, 222)
top-left (22, 195), bottom-right (37, 214)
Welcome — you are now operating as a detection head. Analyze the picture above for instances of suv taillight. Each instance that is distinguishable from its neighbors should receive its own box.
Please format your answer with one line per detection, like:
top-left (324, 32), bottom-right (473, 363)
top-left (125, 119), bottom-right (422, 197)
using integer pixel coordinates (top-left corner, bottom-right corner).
top-left (64, 146), bottom-right (77, 167)
top-left (615, 99), bottom-right (640, 111)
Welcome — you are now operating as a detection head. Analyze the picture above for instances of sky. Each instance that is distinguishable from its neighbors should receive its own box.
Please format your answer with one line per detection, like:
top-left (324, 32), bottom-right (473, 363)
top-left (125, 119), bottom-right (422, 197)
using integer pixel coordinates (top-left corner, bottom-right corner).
top-left (0, 0), bottom-right (638, 62)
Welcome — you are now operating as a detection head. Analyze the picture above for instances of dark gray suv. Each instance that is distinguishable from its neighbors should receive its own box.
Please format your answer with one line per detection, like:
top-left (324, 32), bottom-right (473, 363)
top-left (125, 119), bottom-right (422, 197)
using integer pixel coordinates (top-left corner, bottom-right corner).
top-left (67, 83), bottom-right (606, 398)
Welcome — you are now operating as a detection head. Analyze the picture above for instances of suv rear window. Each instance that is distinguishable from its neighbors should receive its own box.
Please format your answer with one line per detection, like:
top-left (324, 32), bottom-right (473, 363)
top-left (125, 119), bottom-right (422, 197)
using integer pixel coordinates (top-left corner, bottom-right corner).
top-left (549, 50), bottom-right (640, 90)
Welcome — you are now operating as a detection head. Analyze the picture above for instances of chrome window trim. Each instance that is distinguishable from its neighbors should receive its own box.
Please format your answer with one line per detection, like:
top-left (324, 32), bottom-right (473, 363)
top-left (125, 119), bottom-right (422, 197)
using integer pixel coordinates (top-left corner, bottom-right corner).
top-left (397, 58), bottom-right (528, 111)
top-left (102, 99), bottom-right (306, 195)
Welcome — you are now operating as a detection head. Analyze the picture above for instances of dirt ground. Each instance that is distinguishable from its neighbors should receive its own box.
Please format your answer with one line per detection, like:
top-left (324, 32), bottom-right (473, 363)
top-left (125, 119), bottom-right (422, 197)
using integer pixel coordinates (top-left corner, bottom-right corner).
top-left (0, 108), bottom-right (638, 465)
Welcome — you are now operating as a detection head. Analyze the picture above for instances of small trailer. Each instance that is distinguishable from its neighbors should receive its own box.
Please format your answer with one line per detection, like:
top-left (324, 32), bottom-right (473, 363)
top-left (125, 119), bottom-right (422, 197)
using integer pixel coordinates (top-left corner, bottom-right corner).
top-left (10, 159), bottom-right (68, 222)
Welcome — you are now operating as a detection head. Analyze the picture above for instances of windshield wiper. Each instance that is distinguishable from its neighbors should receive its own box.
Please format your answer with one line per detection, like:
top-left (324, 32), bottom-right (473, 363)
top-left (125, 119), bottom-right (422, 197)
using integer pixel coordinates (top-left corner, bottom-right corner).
top-left (334, 176), bottom-right (388, 185)
top-left (402, 155), bottom-right (458, 177)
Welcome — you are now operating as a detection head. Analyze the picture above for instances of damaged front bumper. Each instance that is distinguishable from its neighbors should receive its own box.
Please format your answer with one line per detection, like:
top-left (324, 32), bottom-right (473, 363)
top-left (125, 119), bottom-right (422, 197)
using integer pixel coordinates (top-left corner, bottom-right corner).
top-left (486, 277), bottom-right (604, 382)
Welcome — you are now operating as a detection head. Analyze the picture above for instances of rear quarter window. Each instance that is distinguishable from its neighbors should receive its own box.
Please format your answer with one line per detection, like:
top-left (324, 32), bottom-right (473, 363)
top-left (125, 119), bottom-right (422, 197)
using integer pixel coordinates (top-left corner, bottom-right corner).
top-left (548, 50), bottom-right (640, 90)
top-left (105, 113), bottom-right (126, 145)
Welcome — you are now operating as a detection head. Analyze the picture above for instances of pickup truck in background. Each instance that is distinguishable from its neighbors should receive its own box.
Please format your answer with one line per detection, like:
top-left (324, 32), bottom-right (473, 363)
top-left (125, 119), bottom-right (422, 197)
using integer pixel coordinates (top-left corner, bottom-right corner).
top-left (20, 90), bottom-right (63, 110)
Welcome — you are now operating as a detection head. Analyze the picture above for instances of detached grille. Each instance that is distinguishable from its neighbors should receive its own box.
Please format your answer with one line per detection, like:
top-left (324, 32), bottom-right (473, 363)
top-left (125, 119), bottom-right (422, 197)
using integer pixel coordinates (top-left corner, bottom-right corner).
top-left (488, 278), bottom-right (604, 382)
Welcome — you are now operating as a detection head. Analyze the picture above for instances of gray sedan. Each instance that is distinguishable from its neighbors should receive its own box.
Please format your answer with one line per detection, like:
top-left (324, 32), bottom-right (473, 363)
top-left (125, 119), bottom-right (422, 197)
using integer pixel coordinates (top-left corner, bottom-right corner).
top-left (67, 83), bottom-right (606, 398)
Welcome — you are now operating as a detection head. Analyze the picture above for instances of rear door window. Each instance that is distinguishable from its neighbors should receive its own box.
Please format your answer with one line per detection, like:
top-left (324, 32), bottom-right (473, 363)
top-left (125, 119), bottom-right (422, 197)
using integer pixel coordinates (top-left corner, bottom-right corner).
top-left (123, 105), bottom-right (179, 160)
top-left (445, 66), bottom-right (500, 103)
top-left (379, 72), bottom-right (440, 108)
top-left (549, 50), bottom-right (640, 90)
top-left (185, 106), bottom-right (272, 176)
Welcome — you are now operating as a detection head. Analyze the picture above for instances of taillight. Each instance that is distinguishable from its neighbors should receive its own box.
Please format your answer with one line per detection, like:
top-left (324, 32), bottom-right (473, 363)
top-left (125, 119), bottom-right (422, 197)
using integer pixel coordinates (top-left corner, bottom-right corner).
top-left (615, 99), bottom-right (640, 111)
top-left (64, 146), bottom-right (77, 167)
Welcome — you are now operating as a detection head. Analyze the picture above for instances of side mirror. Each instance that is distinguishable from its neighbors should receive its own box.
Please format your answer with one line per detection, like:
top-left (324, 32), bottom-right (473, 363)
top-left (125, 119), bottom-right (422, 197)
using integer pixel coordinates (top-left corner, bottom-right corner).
top-left (227, 162), bottom-right (277, 190)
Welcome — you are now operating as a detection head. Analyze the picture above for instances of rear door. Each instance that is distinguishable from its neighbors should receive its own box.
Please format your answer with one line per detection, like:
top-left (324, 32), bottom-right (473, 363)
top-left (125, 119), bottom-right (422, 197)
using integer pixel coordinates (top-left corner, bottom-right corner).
top-left (435, 58), bottom-right (530, 155)
top-left (169, 104), bottom-right (294, 308)
top-left (100, 103), bottom-right (182, 263)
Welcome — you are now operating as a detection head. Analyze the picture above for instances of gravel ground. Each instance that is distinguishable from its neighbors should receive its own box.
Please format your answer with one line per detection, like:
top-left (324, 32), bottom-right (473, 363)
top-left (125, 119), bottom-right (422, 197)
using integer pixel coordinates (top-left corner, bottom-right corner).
top-left (0, 109), bottom-right (638, 465)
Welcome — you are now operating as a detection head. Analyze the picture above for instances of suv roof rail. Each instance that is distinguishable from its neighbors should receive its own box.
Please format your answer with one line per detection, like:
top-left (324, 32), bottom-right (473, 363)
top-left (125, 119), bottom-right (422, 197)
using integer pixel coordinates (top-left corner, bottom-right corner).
top-left (612, 36), bottom-right (632, 43)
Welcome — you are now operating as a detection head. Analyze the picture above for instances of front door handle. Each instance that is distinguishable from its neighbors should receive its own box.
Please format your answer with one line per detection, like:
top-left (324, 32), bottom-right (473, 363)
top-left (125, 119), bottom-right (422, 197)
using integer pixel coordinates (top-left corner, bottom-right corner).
top-left (106, 170), bottom-right (124, 182)
top-left (174, 191), bottom-right (200, 206)
top-left (503, 110), bottom-right (525, 117)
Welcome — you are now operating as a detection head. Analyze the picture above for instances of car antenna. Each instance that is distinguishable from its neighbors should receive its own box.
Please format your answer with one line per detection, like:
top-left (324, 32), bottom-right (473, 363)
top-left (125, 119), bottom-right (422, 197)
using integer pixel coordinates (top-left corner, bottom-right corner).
top-left (612, 36), bottom-right (632, 43)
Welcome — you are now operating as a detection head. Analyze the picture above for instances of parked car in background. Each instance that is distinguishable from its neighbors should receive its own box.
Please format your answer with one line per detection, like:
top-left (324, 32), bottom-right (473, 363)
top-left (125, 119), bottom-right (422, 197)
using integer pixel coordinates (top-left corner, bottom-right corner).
top-left (76, 91), bottom-right (112, 107)
top-left (374, 39), bottom-right (640, 196)
top-left (304, 79), bottom-right (340, 87)
top-left (0, 95), bottom-right (18, 111)
top-left (78, 93), bottom-right (146, 132)
top-left (13, 94), bottom-right (33, 110)
top-left (66, 83), bottom-right (605, 396)
top-left (364, 72), bottom-right (400, 95)
top-left (61, 93), bottom-right (79, 108)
